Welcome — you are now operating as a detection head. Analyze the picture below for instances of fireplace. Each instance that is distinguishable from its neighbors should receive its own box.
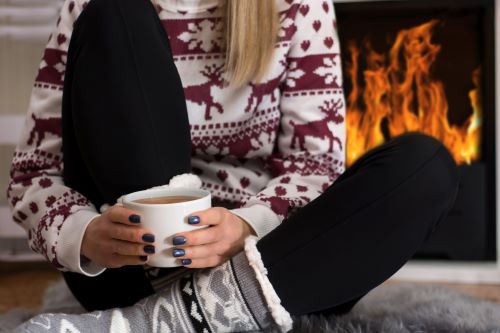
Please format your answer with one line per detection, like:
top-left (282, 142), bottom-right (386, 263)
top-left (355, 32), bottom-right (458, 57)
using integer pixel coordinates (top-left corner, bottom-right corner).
top-left (334, 0), bottom-right (497, 262)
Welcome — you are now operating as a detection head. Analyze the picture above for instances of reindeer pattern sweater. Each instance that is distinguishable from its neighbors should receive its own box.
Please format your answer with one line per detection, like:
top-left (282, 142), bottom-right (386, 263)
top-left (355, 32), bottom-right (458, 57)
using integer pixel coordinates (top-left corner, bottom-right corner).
top-left (7, 0), bottom-right (346, 275)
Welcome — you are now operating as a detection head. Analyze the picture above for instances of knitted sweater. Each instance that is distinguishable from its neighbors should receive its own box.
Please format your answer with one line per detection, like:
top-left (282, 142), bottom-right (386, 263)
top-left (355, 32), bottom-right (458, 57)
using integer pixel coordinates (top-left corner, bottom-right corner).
top-left (7, 0), bottom-right (346, 275)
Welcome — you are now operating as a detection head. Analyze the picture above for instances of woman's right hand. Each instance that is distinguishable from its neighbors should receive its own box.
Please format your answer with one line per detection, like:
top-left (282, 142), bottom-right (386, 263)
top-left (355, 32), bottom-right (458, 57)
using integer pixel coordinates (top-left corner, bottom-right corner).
top-left (81, 205), bottom-right (156, 268)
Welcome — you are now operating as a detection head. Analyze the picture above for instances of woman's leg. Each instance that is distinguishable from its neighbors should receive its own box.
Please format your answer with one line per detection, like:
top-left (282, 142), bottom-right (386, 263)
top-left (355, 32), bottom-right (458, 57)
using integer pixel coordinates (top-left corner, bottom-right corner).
top-left (249, 132), bottom-right (459, 316)
top-left (18, 133), bottom-right (459, 333)
top-left (17, 259), bottom-right (274, 333)
top-left (60, 0), bottom-right (191, 310)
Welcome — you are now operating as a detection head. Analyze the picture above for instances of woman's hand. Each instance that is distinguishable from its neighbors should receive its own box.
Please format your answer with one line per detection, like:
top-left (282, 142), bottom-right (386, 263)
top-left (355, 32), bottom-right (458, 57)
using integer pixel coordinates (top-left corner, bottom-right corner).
top-left (81, 205), bottom-right (156, 268)
top-left (172, 207), bottom-right (256, 268)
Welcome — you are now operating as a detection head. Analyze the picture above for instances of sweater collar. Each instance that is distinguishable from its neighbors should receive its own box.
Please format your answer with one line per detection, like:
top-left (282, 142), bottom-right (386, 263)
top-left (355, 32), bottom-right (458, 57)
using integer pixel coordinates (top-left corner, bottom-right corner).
top-left (159, 0), bottom-right (220, 13)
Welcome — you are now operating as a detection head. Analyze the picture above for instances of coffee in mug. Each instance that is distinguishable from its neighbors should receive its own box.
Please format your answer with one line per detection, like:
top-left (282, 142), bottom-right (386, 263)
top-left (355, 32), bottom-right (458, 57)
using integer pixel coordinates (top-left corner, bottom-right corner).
top-left (133, 196), bottom-right (199, 205)
top-left (121, 188), bottom-right (211, 267)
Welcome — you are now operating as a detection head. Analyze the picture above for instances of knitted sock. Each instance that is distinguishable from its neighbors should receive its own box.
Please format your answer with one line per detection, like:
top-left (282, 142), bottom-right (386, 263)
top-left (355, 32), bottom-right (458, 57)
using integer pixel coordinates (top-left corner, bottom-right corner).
top-left (15, 237), bottom-right (293, 333)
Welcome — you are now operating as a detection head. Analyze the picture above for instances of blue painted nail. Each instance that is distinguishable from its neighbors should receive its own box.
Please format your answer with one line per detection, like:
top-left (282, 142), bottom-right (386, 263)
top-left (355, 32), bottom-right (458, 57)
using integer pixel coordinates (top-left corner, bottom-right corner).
top-left (182, 259), bottom-right (192, 266)
top-left (173, 249), bottom-right (185, 257)
top-left (188, 216), bottom-right (200, 224)
top-left (144, 245), bottom-right (155, 254)
top-left (129, 214), bottom-right (141, 223)
top-left (173, 236), bottom-right (186, 245)
top-left (142, 234), bottom-right (155, 243)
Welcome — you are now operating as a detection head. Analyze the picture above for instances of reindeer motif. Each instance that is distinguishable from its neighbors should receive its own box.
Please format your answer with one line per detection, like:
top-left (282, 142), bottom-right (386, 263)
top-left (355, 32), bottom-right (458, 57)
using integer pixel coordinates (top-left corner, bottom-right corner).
top-left (227, 133), bottom-right (263, 158)
top-left (289, 99), bottom-right (344, 152)
top-left (192, 130), bottom-right (264, 158)
top-left (244, 61), bottom-right (287, 113)
top-left (27, 114), bottom-right (61, 146)
top-left (321, 99), bottom-right (344, 125)
top-left (184, 64), bottom-right (226, 120)
top-left (259, 196), bottom-right (290, 217)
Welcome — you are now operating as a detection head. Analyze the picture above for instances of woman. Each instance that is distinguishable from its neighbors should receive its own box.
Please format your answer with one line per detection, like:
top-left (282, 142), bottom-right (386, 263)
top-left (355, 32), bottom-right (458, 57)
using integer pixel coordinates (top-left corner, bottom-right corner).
top-left (8, 0), bottom-right (459, 331)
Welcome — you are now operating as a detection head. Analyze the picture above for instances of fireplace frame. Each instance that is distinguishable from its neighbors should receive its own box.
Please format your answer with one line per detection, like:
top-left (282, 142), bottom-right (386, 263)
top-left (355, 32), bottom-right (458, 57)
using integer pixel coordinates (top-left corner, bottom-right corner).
top-left (334, 0), bottom-right (500, 283)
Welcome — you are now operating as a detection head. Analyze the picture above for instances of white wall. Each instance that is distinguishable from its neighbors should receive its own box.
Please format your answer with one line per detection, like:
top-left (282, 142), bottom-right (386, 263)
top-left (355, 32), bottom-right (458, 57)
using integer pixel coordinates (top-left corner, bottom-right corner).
top-left (0, 1), bottom-right (58, 243)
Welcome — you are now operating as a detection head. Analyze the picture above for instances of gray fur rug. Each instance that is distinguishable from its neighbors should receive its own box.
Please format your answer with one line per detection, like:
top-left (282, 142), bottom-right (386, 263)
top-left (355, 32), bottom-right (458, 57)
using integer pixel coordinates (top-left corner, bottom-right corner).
top-left (288, 283), bottom-right (500, 333)
top-left (1, 280), bottom-right (500, 332)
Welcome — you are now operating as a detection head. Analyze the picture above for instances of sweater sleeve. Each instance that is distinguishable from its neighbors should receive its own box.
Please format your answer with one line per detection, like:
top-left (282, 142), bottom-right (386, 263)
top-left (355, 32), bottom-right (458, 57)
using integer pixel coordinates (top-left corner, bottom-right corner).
top-left (232, 0), bottom-right (346, 233)
top-left (6, 0), bottom-right (105, 276)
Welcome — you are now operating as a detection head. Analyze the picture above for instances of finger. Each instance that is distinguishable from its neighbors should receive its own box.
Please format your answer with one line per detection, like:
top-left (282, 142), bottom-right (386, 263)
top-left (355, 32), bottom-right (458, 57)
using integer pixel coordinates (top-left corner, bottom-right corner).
top-left (172, 243), bottom-right (217, 260)
top-left (111, 239), bottom-right (155, 256)
top-left (106, 205), bottom-right (143, 226)
top-left (109, 224), bottom-right (156, 244)
top-left (187, 207), bottom-right (228, 226)
top-left (181, 256), bottom-right (226, 269)
top-left (176, 225), bottom-right (220, 246)
top-left (109, 253), bottom-right (148, 267)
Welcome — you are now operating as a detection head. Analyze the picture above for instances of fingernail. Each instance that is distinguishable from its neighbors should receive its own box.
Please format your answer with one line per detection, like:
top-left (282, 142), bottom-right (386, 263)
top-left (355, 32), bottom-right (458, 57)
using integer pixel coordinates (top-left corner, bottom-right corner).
top-left (173, 249), bottom-right (185, 257)
top-left (140, 256), bottom-right (148, 262)
top-left (188, 216), bottom-right (200, 224)
top-left (129, 214), bottom-right (141, 223)
top-left (173, 236), bottom-right (186, 245)
top-left (182, 259), bottom-right (192, 266)
top-left (142, 234), bottom-right (155, 243)
top-left (144, 245), bottom-right (155, 254)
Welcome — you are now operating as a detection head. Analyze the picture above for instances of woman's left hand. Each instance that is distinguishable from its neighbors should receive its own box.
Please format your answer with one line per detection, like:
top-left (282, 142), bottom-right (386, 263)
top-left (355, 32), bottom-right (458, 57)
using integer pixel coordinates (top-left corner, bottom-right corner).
top-left (172, 207), bottom-right (256, 268)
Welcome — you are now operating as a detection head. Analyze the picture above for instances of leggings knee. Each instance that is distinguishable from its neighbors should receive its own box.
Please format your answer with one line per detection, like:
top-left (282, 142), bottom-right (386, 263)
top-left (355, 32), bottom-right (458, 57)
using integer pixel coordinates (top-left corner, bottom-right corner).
top-left (382, 133), bottom-right (459, 205)
top-left (81, 0), bottom-right (158, 37)
top-left (400, 133), bottom-right (459, 216)
top-left (395, 132), bottom-right (443, 158)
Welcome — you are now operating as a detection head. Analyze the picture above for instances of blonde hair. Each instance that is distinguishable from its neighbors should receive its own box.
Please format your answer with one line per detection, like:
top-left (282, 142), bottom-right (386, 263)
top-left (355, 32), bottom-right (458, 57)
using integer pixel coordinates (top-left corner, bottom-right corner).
top-left (220, 0), bottom-right (279, 86)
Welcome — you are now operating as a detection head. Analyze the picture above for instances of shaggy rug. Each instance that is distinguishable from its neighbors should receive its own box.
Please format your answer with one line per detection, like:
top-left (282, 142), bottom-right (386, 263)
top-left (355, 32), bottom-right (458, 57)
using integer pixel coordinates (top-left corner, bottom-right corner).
top-left (1, 280), bottom-right (500, 333)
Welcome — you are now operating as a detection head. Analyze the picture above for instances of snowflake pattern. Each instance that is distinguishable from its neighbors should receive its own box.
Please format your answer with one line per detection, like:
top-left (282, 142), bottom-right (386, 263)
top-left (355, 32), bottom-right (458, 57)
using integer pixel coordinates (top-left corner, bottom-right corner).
top-left (177, 19), bottom-right (223, 52)
top-left (286, 61), bottom-right (306, 88)
top-left (314, 56), bottom-right (339, 85)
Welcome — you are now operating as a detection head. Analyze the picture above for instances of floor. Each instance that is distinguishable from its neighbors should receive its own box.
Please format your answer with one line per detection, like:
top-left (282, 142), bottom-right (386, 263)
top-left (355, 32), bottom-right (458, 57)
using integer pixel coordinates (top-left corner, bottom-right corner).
top-left (0, 262), bottom-right (60, 313)
top-left (1, 262), bottom-right (500, 314)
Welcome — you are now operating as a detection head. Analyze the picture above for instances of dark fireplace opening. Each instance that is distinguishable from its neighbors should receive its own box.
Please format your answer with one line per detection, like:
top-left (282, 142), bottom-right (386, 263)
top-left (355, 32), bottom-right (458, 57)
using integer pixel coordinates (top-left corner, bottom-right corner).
top-left (335, 0), bottom-right (496, 261)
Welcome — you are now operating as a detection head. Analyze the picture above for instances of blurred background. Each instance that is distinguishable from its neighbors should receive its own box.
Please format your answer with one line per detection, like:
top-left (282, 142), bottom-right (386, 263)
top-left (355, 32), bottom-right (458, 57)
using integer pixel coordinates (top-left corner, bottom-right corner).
top-left (0, 0), bottom-right (63, 313)
top-left (0, 0), bottom-right (61, 262)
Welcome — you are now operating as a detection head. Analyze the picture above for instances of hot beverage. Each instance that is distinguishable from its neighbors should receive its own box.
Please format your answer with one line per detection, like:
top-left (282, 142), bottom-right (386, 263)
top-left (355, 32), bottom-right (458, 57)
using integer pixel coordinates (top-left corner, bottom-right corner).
top-left (122, 188), bottom-right (211, 267)
top-left (133, 195), bottom-right (199, 205)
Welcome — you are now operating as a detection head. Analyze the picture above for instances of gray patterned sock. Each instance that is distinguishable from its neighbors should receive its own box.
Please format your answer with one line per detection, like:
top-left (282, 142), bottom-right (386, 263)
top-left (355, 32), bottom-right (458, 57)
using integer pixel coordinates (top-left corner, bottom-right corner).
top-left (14, 278), bottom-right (195, 333)
top-left (15, 237), bottom-right (293, 333)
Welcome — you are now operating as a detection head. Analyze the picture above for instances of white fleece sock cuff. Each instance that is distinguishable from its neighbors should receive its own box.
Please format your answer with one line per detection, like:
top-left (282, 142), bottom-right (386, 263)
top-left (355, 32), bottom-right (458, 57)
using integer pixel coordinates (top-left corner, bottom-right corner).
top-left (243, 236), bottom-right (293, 332)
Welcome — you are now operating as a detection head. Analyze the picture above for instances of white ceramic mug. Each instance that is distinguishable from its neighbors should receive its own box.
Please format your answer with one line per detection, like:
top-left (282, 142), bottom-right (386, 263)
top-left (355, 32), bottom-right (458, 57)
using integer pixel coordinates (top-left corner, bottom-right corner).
top-left (121, 188), bottom-right (211, 267)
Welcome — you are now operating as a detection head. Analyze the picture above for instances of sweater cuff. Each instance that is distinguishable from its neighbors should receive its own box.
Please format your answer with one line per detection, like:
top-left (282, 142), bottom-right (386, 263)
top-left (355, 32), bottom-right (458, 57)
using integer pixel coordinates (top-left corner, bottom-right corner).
top-left (231, 204), bottom-right (281, 239)
top-left (57, 210), bottom-right (106, 276)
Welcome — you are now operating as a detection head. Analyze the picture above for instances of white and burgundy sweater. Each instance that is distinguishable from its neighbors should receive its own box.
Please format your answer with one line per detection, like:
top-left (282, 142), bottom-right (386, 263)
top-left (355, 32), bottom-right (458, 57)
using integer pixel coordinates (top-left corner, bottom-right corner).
top-left (7, 0), bottom-right (346, 276)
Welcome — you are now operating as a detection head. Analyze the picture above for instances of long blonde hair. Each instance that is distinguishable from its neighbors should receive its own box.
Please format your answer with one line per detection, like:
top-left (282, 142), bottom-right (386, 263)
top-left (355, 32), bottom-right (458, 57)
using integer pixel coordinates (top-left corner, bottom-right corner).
top-left (220, 0), bottom-right (279, 86)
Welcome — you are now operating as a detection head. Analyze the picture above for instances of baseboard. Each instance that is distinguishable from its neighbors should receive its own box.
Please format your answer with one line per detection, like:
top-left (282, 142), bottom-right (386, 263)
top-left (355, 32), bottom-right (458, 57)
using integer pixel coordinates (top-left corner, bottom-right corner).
top-left (0, 252), bottom-right (44, 262)
top-left (393, 260), bottom-right (500, 284)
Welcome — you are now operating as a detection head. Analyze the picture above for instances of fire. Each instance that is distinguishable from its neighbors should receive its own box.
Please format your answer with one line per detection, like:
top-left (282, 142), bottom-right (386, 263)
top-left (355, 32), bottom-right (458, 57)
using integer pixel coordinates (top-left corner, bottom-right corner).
top-left (346, 19), bottom-right (482, 166)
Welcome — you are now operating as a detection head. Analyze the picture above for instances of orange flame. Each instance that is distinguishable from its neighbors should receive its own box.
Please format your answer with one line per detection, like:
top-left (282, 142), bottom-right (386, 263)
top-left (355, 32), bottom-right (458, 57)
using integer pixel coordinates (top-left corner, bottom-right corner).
top-left (346, 19), bottom-right (482, 166)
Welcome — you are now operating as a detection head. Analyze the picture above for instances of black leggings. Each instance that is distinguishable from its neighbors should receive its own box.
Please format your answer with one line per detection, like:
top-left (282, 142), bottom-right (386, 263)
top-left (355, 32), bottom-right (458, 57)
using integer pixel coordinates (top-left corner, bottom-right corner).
top-left (61, 0), bottom-right (459, 317)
